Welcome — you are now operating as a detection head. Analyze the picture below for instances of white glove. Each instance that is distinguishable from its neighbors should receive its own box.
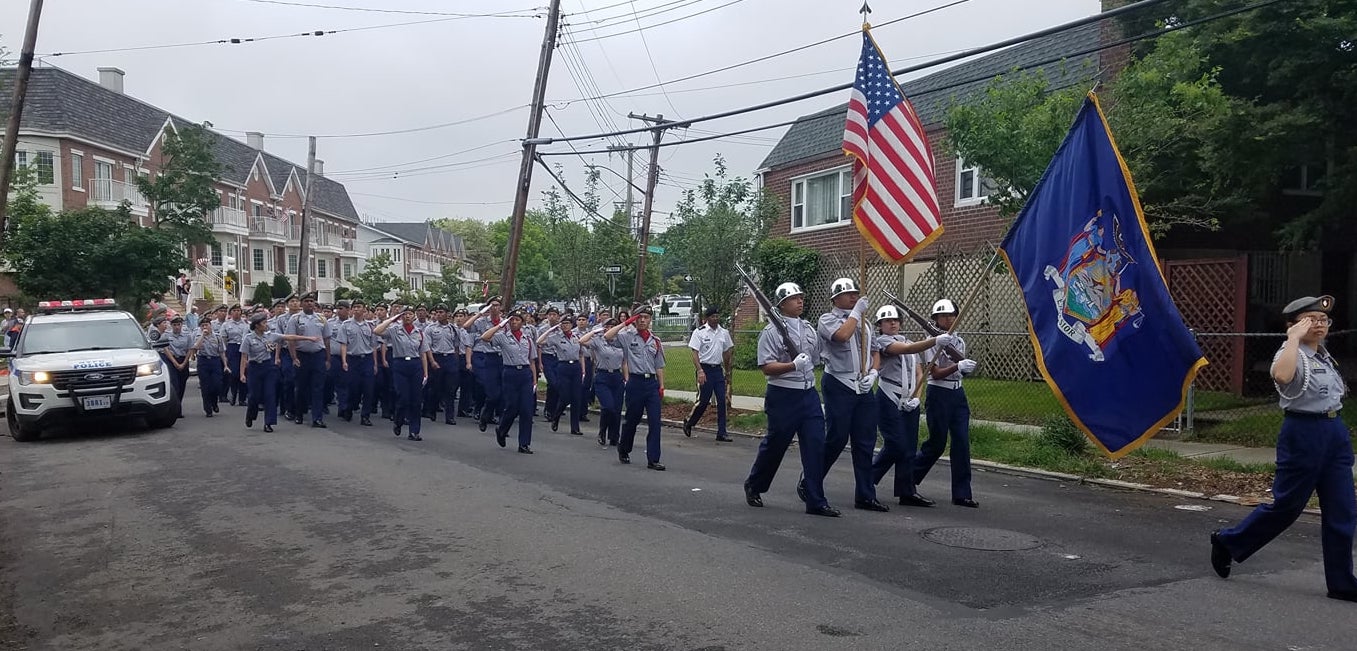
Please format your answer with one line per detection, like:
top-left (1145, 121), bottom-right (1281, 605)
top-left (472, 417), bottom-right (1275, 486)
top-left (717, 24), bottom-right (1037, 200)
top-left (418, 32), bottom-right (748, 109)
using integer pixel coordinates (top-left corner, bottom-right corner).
top-left (792, 353), bottom-right (813, 373)
top-left (903, 397), bottom-right (920, 412)
top-left (958, 359), bottom-right (978, 375)
top-left (850, 297), bottom-right (870, 320)
top-left (858, 370), bottom-right (878, 393)
top-left (935, 333), bottom-right (956, 348)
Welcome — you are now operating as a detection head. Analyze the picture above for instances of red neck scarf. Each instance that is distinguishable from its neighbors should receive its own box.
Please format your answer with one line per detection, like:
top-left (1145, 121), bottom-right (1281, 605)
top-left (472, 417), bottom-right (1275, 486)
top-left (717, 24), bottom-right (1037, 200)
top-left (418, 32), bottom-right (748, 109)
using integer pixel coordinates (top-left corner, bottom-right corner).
top-left (403, 323), bottom-right (415, 334)
top-left (511, 329), bottom-right (522, 342)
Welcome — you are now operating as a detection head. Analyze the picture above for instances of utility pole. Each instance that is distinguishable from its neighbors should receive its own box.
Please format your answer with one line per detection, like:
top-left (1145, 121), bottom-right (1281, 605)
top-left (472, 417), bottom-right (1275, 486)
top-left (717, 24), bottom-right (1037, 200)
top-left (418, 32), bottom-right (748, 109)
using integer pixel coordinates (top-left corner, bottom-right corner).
top-left (500, 0), bottom-right (563, 308)
top-left (607, 143), bottom-right (636, 233)
top-left (629, 113), bottom-right (679, 305)
top-left (0, 0), bottom-right (46, 242)
top-left (297, 136), bottom-right (316, 295)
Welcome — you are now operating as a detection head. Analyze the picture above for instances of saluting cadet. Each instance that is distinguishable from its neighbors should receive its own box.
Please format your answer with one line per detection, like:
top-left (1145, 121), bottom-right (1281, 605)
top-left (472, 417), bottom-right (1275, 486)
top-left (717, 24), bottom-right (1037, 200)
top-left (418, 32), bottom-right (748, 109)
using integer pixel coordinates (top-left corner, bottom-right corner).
top-left (481, 309), bottom-right (538, 453)
top-left (240, 312), bottom-right (318, 432)
top-left (222, 305), bottom-right (249, 406)
top-left (743, 282), bottom-right (837, 517)
top-left (424, 305), bottom-right (461, 425)
top-left (579, 316), bottom-right (624, 447)
top-left (463, 297), bottom-right (505, 431)
top-left (683, 306), bottom-right (735, 442)
top-left (162, 316), bottom-right (194, 412)
top-left (869, 305), bottom-right (944, 507)
top-left (914, 298), bottom-right (980, 508)
top-left (336, 300), bottom-right (378, 426)
top-left (540, 315), bottom-right (585, 435)
top-left (374, 306), bottom-right (431, 441)
top-left (805, 278), bottom-right (889, 513)
top-left (605, 305), bottom-right (667, 470)
top-left (286, 292), bottom-right (332, 428)
top-left (454, 308), bottom-right (477, 418)
top-left (540, 307), bottom-right (562, 421)
top-left (325, 302), bottom-right (351, 416)
top-left (191, 319), bottom-right (228, 418)
top-left (271, 297), bottom-right (297, 422)
top-left (372, 304), bottom-right (395, 420)
top-left (1211, 295), bottom-right (1357, 601)
top-left (576, 314), bottom-right (594, 422)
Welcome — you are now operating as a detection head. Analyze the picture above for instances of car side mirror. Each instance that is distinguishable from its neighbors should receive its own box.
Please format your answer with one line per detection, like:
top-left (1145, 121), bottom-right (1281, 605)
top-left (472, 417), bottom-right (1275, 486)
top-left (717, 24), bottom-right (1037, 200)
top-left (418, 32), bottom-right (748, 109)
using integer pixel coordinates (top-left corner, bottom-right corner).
top-left (0, 349), bottom-right (13, 358)
top-left (151, 339), bottom-right (170, 349)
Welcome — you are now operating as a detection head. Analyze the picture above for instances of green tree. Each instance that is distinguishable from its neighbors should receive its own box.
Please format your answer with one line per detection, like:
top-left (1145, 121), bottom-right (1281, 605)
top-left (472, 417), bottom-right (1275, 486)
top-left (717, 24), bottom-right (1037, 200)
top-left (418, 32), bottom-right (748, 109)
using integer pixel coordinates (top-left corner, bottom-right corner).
top-left (271, 273), bottom-right (293, 299)
top-left (670, 155), bottom-right (776, 317)
top-left (137, 122), bottom-right (221, 245)
top-left (2, 170), bottom-right (186, 308)
top-left (423, 264), bottom-right (468, 308)
top-left (349, 251), bottom-right (408, 304)
top-left (541, 167), bottom-right (603, 309)
top-left (431, 217), bottom-right (499, 284)
top-left (252, 281), bottom-right (272, 307)
top-left (752, 238), bottom-right (821, 300)
top-left (490, 212), bottom-right (556, 303)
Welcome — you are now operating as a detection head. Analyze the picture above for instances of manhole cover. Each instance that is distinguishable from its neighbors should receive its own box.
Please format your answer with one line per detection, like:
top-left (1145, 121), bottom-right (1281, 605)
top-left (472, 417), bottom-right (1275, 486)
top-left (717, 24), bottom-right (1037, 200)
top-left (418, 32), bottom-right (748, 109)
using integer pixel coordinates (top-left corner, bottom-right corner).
top-left (921, 527), bottom-right (1042, 551)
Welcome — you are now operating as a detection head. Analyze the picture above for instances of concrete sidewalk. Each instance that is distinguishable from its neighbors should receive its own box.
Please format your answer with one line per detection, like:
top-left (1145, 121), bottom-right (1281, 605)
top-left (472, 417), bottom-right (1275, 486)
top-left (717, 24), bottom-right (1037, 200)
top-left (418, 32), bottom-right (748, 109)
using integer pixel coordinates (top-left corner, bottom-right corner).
top-left (667, 389), bottom-right (1289, 471)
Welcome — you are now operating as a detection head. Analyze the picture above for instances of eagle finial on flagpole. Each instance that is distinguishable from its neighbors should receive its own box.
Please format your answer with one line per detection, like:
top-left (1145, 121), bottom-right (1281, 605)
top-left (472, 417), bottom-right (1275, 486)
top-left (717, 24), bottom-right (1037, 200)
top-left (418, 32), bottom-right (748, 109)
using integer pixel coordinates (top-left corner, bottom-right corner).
top-left (860, 2), bottom-right (871, 29)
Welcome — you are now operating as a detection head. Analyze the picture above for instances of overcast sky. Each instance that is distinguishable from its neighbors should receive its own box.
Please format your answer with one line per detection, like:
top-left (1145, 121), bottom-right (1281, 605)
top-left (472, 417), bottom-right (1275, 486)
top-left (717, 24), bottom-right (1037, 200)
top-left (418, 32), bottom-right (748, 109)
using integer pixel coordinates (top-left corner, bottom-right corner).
top-left (2, 0), bottom-right (1098, 230)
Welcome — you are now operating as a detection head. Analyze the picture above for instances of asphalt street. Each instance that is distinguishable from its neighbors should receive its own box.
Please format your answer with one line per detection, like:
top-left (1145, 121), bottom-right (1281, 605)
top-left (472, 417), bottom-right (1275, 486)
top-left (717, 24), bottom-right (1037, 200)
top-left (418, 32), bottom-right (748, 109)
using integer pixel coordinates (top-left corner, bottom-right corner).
top-left (0, 379), bottom-right (1354, 650)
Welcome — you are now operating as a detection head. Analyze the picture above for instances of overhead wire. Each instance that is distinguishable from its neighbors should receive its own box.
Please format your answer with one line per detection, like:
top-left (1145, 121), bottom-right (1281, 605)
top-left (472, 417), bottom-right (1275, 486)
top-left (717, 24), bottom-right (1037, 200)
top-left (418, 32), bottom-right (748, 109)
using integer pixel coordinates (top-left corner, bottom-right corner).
top-left (351, 192), bottom-right (515, 206)
top-left (235, 0), bottom-right (546, 18)
top-left (567, 0), bottom-right (706, 30)
top-left (566, 0), bottom-right (745, 44)
top-left (324, 139), bottom-right (519, 175)
top-left (216, 105), bottom-right (529, 140)
top-left (627, 0), bottom-right (685, 118)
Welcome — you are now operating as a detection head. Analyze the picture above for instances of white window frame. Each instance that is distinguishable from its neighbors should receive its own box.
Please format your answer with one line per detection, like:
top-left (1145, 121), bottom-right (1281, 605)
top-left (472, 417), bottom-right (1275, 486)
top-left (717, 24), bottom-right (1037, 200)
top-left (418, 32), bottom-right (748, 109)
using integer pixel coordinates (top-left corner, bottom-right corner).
top-left (252, 248), bottom-right (265, 271)
top-left (70, 150), bottom-right (85, 191)
top-left (286, 253), bottom-right (298, 275)
top-left (31, 150), bottom-right (54, 185)
top-left (1282, 163), bottom-right (1326, 197)
top-left (955, 156), bottom-right (995, 206)
top-left (317, 259), bottom-right (327, 279)
top-left (788, 165), bottom-right (853, 234)
top-left (210, 242), bottom-right (223, 267)
top-left (343, 262), bottom-right (353, 279)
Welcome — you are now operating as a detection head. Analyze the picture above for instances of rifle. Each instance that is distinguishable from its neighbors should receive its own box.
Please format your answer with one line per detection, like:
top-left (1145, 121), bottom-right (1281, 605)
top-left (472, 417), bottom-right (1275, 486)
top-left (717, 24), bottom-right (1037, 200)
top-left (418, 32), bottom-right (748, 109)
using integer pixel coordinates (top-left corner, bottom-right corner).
top-left (734, 263), bottom-right (799, 359)
top-left (882, 290), bottom-right (965, 363)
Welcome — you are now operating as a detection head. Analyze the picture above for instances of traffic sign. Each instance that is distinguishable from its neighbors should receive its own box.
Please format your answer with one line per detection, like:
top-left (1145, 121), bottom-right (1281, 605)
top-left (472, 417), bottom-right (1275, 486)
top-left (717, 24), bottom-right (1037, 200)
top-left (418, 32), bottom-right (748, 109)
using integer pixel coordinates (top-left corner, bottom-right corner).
top-left (645, 245), bottom-right (665, 255)
top-left (603, 265), bottom-right (623, 275)
top-left (683, 275), bottom-right (693, 282)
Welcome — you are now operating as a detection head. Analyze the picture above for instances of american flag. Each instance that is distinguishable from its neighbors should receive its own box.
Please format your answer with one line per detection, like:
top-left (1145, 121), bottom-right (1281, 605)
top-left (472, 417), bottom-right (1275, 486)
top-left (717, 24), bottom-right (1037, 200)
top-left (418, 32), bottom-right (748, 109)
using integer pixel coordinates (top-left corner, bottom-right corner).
top-left (842, 30), bottom-right (942, 264)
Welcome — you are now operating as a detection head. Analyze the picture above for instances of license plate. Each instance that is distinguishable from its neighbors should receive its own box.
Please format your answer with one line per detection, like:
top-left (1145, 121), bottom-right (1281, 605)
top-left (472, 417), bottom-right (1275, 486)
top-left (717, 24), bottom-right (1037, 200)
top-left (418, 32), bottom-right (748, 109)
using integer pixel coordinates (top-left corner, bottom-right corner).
top-left (82, 395), bottom-right (112, 410)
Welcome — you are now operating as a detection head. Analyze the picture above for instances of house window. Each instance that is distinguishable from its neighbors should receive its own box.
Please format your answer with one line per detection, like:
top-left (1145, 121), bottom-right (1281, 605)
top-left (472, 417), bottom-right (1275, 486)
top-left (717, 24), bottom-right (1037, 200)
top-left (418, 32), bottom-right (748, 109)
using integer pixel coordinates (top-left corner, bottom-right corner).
top-left (70, 152), bottom-right (84, 190)
top-left (1282, 163), bottom-right (1326, 197)
top-left (253, 203), bottom-right (264, 218)
top-left (790, 167), bottom-right (852, 231)
top-left (343, 262), bottom-right (353, 278)
top-left (393, 248), bottom-right (402, 262)
top-left (230, 193), bottom-right (244, 211)
top-left (14, 151), bottom-right (24, 168)
top-left (210, 242), bottom-right (223, 267)
top-left (955, 156), bottom-right (997, 205)
top-left (287, 253), bottom-right (298, 275)
top-left (317, 259), bottom-right (327, 278)
top-left (33, 152), bottom-right (54, 185)
top-left (253, 248), bottom-right (265, 271)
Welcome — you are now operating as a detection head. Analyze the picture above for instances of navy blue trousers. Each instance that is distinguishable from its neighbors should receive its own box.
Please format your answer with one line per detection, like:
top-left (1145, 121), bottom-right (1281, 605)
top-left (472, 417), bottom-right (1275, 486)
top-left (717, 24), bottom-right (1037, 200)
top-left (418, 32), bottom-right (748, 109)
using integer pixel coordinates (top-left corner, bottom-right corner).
top-left (821, 377), bottom-right (879, 504)
top-left (391, 358), bottom-right (424, 435)
top-left (1219, 414), bottom-right (1357, 594)
top-left (197, 356), bottom-right (223, 415)
top-left (475, 351), bottom-right (503, 427)
top-left (583, 358), bottom-right (595, 409)
top-left (458, 357), bottom-right (475, 415)
top-left (377, 351), bottom-right (394, 418)
top-left (542, 354), bottom-right (559, 417)
top-left (747, 385), bottom-right (829, 509)
top-left (620, 375), bottom-right (662, 463)
top-left (346, 354), bottom-right (377, 419)
top-left (278, 356), bottom-right (296, 418)
top-left (915, 385), bottom-right (972, 500)
top-left (872, 389), bottom-right (922, 498)
top-left (593, 369), bottom-right (623, 444)
top-left (499, 365), bottom-right (535, 447)
top-left (167, 359), bottom-right (189, 408)
top-left (427, 353), bottom-right (459, 418)
top-left (553, 359), bottom-right (583, 432)
top-left (294, 350), bottom-right (326, 423)
top-left (246, 359), bottom-right (279, 426)
top-left (225, 343), bottom-right (243, 403)
top-left (328, 353), bottom-right (348, 413)
top-left (687, 364), bottom-right (727, 435)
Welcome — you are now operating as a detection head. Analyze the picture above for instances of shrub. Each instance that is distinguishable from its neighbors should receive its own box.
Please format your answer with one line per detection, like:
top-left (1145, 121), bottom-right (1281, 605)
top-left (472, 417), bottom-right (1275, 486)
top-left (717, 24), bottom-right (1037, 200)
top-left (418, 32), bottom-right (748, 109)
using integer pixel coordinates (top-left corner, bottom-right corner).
top-left (252, 282), bottom-right (272, 307)
top-left (271, 273), bottom-right (293, 299)
top-left (732, 322), bottom-right (765, 370)
top-left (1037, 413), bottom-right (1089, 455)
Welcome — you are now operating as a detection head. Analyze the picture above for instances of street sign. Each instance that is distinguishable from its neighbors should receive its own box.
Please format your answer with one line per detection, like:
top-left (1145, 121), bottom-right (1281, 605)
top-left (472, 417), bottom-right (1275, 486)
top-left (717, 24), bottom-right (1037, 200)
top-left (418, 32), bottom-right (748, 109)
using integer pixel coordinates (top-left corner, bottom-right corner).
top-left (683, 275), bottom-right (693, 282)
top-left (645, 245), bottom-right (665, 255)
top-left (603, 265), bottom-right (622, 275)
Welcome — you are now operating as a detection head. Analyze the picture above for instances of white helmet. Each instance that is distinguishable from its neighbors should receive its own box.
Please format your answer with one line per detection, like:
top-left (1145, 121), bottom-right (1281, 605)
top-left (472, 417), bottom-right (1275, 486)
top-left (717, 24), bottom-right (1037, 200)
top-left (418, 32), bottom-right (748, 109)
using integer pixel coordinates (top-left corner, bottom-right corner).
top-left (931, 298), bottom-right (958, 316)
top-left (773, 282), bottom-right (804, 305)
top-left (830, 277), bottom-right (860, 299)
top-left (874, 305), bottom-right (901, 324)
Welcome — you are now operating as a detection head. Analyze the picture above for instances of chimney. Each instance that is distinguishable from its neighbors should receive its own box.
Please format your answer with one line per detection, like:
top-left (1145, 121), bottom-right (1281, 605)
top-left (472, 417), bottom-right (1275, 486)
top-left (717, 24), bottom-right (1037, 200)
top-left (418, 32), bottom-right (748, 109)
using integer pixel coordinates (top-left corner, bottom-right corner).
top-left (97, 67), bottom-right (125, 94)
top-left (312, 159), bottom-right (324, 176)
top-left (246, 131), bottom-right (264, 150)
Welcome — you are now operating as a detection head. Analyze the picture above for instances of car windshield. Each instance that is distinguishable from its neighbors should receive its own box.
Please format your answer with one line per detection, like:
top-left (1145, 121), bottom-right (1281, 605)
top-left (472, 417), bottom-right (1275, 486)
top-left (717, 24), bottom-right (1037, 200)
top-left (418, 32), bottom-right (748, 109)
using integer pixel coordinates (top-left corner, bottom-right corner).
top-left (20, 316), bottom-right (151, 354)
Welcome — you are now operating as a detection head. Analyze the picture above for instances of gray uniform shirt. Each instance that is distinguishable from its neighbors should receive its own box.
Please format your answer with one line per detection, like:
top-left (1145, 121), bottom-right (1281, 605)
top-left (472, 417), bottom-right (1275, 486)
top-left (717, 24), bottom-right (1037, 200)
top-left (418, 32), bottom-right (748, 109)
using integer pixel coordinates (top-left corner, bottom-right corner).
top-left (242, 330), bottom-right (284, 363)
top-left (547, 329), bottom-right (583, 362)
top-left (222, 318), bottom-right (248, 346)
top-left (589, 335), bottom-right (625, 372)
top-left (336, 318), bottom-right (377, 357)
top-left (491, 329), bottom-right (536, 367)
top-left (921, 334), bottom-right (967, 387)
top-left (382, 324), bottom-right (430, 359)
top-left (194, 330), bottom-right (226, 359)
top-left (458, 327), bottom-right (475, 356)
top-left (425, 323), bottom-right (461, 354)
top-left (469, 316), bottom-right (504, 354)
top-left (1274, 343), bottom-right (1347, 412)
top-left (163, 329), bottom-right (194, 359)
top-left (818, 308), bottom-right (870, 390)
top-left (287, 312), bottom-right (329, 354)
top-left (612, 330), bottom-right (665, 376)
top-left (874, 333), bottom-right (919, 405)
top-left (146, 324), bottom-right (163, 342)
top-left (758, 317), bottom-right (820, 389)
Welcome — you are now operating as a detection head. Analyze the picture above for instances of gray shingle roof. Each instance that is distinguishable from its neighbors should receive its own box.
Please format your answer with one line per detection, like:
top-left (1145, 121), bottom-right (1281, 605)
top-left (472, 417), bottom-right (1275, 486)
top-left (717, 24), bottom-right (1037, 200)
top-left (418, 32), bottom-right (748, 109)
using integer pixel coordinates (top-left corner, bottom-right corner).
top-left (0, 66), bottom-right (358, 220)
top-left (758, 22), bottom-right (1103, 170)
top-left (372, 222), bottom-right (465, 257)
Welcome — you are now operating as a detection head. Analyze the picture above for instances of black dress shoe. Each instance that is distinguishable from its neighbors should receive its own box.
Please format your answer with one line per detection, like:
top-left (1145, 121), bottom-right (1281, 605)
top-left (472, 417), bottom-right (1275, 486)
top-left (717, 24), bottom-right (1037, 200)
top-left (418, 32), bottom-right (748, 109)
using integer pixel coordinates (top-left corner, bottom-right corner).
top-left (795, 477), bottom-right (809, 503)
top-left (647, 462), bottom-right (666, 471)
top-left (205, 411), bottom-right (214, 418)
top-left (579, 414), bottom-right (590, 422)
top-left (854, 499), bottom-right (891, 512)
top-left (263, 425), bottom-right (274, 433)
top-left (518, 445), bottom-right (533, 454)
top-left (899, 493), bottom-right (936, 507)
top-left (1210, 530), bottom-right (1232, 578)
top-left (393, 424), bottom-right (402, 437)
top-left (294, 418), bottom-right (304, 425)
top-left (479, 420), bottom-right (488, 432)
top-left (445, 419), bottom-right (457, 425)
top-left (311, 421), bottom-right (327, 429)
top-left (245, 417), bottom-right (254, 428)
top-left (213, 404), bottom-right (220, 413)
top-left (716, 435), bottom-right (733, 442)
top-left (806, 505), bottom-right (842, 517)
top-left (360, 418), bottom-right (373, 427)
top-left (496, 429), bottom-right (508, 448)
top-left (550, 418), bottom-right (559, 432)
top-left (597, 432), bottom-right (606, 446)
top-left (408, 434), bottom-right (423, 441)
top-left (570, 431), bottom-right (584, 436)
top-left (682, 420), bottom-right (693, 437)
top-left (1327, 590), bottom-right (1357, 602)
top-left (619, 454), bottom-right (631, 464)
top-left (744, 483), bottom-right (763, 508)
top-left (952, 498), bottom-right (980, 508)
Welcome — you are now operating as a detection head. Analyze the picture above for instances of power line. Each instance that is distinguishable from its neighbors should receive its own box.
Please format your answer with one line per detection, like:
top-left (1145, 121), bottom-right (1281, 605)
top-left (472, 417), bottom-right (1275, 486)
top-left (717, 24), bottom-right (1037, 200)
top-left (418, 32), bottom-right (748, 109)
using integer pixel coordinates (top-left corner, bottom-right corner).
top-left (217, 105), bottom-right (529, 139)
top-left (324, 139), bottom-right (519, 175)
top-left (236, 0), bottom-right (546, 18)
top-left (350, 192), bottom-right (515, 206)
top-left (534, 155), bottom-right (634, 236)
top-left (538, 0), bottom-right (1284, 154)
top-left (567, 0), bottom-right (704, 30)
top-left (627, 0), bottom-right (684, 118)
top-left (566, 0), bottom-right (745, 44)
top-left (335, 152), bottom-right (523, 181)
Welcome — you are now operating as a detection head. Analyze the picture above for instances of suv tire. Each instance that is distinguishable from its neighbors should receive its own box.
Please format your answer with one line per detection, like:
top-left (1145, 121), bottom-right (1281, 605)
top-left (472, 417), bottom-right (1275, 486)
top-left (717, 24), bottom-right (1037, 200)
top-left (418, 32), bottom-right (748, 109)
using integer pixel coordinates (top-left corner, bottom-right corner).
top-left (7, 410), bottom-right (40, 442)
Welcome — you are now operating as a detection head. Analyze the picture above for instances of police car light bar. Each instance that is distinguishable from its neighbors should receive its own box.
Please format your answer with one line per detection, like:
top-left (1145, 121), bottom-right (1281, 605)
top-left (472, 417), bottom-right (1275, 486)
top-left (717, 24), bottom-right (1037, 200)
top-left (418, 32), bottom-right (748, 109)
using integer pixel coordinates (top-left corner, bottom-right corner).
top-left (37, 298), bottom-right (117, 309)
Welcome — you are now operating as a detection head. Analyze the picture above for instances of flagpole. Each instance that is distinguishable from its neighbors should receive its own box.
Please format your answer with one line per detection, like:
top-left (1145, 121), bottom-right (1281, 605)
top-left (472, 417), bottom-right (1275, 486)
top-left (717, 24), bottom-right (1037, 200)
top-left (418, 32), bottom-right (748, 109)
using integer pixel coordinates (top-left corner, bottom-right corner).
top-left (856, 2), bottom-right (873, 379)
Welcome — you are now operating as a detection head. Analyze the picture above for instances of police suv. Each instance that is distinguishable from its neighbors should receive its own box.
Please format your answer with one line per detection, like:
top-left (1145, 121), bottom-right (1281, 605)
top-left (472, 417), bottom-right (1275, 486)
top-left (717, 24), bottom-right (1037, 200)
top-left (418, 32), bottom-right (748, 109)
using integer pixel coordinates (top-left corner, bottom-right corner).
top-left (1, 299), bottom-right (179, 441)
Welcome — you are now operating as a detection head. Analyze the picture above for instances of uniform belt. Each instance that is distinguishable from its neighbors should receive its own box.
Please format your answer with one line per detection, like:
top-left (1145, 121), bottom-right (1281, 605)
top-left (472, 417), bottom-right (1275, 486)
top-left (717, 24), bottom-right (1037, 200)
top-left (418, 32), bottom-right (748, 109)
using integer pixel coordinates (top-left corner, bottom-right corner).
top-left (928, 379), bottom-right (962, 390)
top-left (700, 363), bottom-right (723, 370)
top-left (434, 352), bottom-right (457, 356)
top-left (768, 378), bottom-right (815, 390)
top-left (507, 364), bottom-right (529, 370)
top-left (598, 368), bottom-right (622, 374)
top-left (345, 353), bottom-right (371, 358)
top-left (633, 373), bottom-right (657, 379)
top-left (559, 359), bottom-right (578, 364)
top-left (1284, 409), bottom-right (1341, 419)
top-left (543, 353), bottom-right (557, 358)
top-left (397, 356), bottom-right (417, 361)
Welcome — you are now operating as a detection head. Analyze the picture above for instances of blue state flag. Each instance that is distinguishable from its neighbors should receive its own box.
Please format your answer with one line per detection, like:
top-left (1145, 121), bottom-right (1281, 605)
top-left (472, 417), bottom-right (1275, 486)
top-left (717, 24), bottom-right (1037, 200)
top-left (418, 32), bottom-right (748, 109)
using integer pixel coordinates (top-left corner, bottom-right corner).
top-left (999, 93), bottom-right (1207, 459)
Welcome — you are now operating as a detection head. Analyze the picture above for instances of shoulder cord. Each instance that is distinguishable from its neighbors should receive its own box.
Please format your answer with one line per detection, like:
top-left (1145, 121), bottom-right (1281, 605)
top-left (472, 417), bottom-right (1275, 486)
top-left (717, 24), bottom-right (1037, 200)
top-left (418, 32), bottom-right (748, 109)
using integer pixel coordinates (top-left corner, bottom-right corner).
top-left (1275, 350), bottom-right (1311, 401)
